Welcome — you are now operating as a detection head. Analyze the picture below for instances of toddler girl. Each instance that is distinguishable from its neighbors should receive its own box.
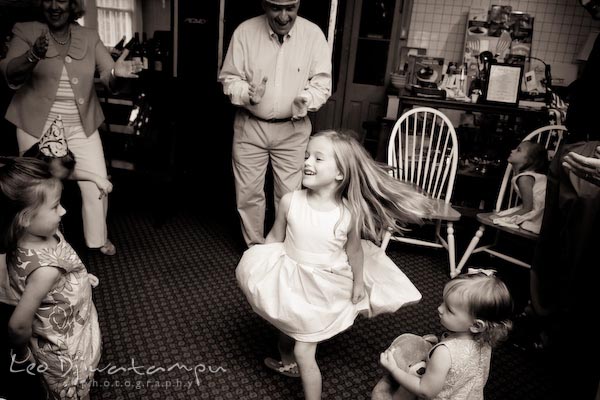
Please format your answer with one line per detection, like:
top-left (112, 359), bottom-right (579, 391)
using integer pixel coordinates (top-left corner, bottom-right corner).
top-left (380, 269), bottom-right (513, 399)
top-left (236, 130), bottom-right (432, 400)
top-left (493, 140), bottom-right (548, 233)
top-left (0, 157), bottom-right (101, 400)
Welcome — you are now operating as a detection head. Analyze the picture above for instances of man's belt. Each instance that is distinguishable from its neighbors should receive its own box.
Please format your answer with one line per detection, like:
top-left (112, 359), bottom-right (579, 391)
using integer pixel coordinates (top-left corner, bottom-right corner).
top-left (245, 110), bottom-right (297, 123)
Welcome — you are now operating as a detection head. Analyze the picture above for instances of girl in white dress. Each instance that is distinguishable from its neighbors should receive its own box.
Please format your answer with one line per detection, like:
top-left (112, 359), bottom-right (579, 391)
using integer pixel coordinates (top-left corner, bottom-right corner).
top-left (236, 130), bottom-right (432, 400)
top-left (492, 140), bottom-right (549, 233)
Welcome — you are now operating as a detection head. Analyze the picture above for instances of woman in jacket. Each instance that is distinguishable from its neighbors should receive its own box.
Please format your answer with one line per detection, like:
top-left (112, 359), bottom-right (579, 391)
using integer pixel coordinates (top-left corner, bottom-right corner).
top-left (0, 0), bottom-right (142, 255)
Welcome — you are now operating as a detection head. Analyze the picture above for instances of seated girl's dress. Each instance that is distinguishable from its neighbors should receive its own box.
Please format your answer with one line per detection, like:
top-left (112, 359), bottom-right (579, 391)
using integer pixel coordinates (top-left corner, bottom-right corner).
top-left (8, 231), bottom-right (101, 399)
top-left (492, 171), bottom-right (547, 234)
top-left (236, 190), bottom-right (421, 342)
top-left (427, 335), bottom-right (491, 400)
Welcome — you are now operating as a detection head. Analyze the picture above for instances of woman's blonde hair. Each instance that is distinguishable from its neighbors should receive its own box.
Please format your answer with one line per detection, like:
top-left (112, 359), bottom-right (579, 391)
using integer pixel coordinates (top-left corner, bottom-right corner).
top-left (311, 130), bottom-right (432, 243)
top-left (443, 272), bottom-right (513, 347)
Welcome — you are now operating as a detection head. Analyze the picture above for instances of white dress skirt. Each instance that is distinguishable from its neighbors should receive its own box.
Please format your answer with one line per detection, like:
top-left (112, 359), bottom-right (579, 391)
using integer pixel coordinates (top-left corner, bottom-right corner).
top-left (236, 190), bottom-right (422, 342)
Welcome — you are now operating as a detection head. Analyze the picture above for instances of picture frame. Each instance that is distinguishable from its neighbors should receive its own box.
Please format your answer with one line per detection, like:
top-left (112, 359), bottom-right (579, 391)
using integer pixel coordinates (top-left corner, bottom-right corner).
top-left (397, 46), bottom-right (426, 73)
top-left (482, 63), bottom-right (523, 106)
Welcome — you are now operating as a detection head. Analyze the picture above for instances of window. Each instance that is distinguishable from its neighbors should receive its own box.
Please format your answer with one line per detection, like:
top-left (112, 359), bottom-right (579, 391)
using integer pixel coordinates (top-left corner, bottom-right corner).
top-left (97, 0), bottom-right (135, 47)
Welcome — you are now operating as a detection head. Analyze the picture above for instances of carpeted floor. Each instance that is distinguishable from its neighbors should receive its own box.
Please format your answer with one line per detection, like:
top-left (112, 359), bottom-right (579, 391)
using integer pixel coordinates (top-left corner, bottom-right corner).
top-left (2, 173), bottom-right (554, 399)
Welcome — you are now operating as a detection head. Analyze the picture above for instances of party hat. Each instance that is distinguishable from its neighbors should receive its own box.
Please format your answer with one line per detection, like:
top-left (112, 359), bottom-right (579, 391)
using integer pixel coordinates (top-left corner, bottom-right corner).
top-left (39, 116), bottom-right (68, 158)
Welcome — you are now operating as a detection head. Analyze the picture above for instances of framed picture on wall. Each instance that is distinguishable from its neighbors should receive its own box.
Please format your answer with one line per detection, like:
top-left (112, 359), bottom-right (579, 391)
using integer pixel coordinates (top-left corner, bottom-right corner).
top-left (483, 64), bottom-right (523, 106)
top-left (397, 46), bottom-right (426, 73)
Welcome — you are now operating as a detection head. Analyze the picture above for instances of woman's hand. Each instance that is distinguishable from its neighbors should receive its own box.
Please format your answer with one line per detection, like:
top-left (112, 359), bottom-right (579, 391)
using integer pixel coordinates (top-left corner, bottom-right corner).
top-left (95, 177), bottom-right (113, 199)
top-left (113, 49), bottom-right (144, 79)
top-left (563, 146), bottom-right (600, 186)
top-left (351, 279), bottom-right (365, 304)
top-left (31, 30), bottom-right (49, 59)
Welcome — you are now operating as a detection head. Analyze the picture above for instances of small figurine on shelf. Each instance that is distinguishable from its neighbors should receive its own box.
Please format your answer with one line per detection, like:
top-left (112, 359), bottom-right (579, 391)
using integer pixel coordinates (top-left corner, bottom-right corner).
top-left (469, 77), bottom-right (483, 103)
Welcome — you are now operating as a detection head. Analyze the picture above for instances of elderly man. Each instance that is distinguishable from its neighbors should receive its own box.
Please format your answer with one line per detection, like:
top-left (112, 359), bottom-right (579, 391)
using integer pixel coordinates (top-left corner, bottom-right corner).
top-left (219, 0), bottom-right (331, 246)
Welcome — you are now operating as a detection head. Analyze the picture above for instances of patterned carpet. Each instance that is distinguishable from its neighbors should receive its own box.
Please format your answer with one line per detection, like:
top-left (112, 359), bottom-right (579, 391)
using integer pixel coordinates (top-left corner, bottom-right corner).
top-left (2, 174), bottom-right (553, 399)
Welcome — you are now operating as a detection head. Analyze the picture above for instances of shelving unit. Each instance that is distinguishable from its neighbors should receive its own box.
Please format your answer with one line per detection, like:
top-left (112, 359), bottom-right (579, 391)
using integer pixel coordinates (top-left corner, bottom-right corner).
top-left (96, 82), bottom-right (139, 171)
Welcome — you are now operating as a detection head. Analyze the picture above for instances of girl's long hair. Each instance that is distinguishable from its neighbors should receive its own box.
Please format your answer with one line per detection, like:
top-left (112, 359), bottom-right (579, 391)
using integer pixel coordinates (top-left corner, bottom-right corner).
top-left (313, 130), bottom-right (433, 243)
top-left (0, 157), bottom-right (61, 253)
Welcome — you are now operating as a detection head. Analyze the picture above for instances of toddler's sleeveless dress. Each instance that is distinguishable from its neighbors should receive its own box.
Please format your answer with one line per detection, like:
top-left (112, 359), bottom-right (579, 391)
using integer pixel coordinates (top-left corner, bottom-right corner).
top-left (236, 190), bottom-right (421, 342)
top-left (8, 231), bottom-right (101, 400)
top-left (492, 171), bottom-right (547, 233)
top-left (428, 335), bottom-right (491, 400)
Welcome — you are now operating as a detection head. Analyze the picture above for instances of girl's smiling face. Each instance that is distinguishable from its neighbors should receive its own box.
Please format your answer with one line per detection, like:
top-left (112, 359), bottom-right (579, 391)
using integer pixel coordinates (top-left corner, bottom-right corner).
top-left (303, 136), bottom-right (343, 191)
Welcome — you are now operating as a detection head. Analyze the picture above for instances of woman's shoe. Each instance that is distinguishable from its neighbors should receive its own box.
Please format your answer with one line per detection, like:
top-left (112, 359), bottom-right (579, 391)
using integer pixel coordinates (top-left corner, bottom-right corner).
top-left (99, 240), bottom-right (116, 256)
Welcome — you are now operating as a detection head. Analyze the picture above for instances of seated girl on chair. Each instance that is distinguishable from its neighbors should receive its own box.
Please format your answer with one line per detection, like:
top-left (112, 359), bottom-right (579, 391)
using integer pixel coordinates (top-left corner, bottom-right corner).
top-left (493, 141), bottom-right (549, 234)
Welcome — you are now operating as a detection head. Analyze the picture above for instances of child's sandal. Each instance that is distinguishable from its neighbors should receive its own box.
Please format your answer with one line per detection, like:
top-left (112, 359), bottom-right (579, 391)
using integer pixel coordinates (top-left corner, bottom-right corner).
top-left (264, 357), bottom-right (300, 378)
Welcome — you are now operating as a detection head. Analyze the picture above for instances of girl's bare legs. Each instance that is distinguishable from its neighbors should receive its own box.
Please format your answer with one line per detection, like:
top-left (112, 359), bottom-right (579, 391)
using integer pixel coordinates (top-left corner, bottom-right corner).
top-left (278, 332), bottom-right (296, 365)
top-left (294, 341), bottom-right (321, 400)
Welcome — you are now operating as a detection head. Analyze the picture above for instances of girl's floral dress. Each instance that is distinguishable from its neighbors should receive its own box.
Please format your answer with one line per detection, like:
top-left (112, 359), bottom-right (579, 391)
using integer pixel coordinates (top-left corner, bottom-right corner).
top-left (8, 231), bottom-right (101, 399)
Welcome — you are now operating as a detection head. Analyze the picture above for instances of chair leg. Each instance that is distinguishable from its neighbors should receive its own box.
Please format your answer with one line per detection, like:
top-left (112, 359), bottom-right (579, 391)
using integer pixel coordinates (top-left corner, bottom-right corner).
top-left (455, 225), bottom-right (485, 276)
top-left (446, 222), bottom-right (456, 278)
top-left (380, 229), bottom-right (392, 251)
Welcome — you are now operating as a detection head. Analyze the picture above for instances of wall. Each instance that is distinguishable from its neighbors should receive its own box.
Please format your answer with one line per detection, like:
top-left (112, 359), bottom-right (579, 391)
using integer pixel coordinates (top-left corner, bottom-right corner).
top-left (142, 0), bottom-right (171, 37)
top-left (407, 0), bottom-right (600, 85)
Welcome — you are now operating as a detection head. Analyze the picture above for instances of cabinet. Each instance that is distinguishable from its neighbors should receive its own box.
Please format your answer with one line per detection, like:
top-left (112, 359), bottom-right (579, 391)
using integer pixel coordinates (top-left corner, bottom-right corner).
top-left (335, 0), bottom-right (412, 134)
top-left (96, 73), bottom-right (175, 176)
top-left (312, 0), bottom-right (412, 133)
top-left (96, 82), bottom-right (143, 171)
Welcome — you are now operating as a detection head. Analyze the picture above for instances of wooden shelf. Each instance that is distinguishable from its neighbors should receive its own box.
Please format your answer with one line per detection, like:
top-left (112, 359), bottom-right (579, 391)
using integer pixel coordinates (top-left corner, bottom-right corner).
top-left (393, 89), bottom-right (550, 118)
top-left (99, 97), bottom-right (134, 106)
top-left (100, 122), bottom-right (136, 135)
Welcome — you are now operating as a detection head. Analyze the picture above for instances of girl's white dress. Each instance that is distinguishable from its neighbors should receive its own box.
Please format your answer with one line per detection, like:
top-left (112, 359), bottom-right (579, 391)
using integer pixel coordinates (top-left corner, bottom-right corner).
top-left (492, 171), bottom-right (547, 234)
top-left (236, 190), bottom-right (421, 342)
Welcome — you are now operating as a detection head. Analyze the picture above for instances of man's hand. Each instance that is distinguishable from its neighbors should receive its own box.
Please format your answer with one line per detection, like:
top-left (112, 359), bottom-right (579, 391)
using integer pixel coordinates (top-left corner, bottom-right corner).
top-left (291, 96), bottom-right (308, 121)
top-left (249, 76), bottom-right (268, 105)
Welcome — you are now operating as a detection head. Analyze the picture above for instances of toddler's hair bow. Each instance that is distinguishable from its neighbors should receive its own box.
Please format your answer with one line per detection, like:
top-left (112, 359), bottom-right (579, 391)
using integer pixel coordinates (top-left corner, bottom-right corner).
top-left (466, 268), bottom-right (496, 276)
